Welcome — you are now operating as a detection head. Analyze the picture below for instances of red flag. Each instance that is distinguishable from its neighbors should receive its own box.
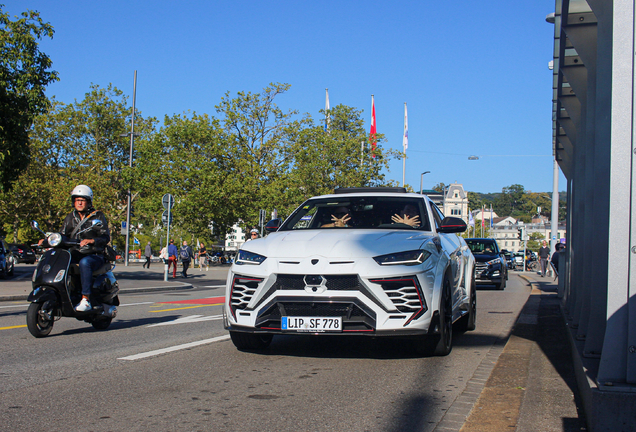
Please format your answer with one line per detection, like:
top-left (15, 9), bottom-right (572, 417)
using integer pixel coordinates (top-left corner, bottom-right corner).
top-left (370, 95), bottom-right (377, 158)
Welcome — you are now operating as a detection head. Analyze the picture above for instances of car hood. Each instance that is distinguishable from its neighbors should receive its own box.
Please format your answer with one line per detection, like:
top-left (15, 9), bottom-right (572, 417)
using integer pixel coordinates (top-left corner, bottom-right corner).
top-left (243, 230), bottom-right (433, 259)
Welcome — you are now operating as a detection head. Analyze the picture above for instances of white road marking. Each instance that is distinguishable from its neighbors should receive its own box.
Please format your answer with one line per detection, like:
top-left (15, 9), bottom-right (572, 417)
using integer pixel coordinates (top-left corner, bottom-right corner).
top-left (120, 302), bottom-right (155, 307)
top-left (0, 301), bottom-right (153, 310)
top-left (0, 304), bottom-right (29, 310)
top-left (147, 314), bottom-right (223, 327)
top-left (117, 334), bottom-right (230, 361)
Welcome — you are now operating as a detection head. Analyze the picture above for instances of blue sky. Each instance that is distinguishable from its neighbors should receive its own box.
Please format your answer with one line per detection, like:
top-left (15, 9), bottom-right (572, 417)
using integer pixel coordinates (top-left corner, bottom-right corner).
top-left (5, 0), bottom-right (562, 194)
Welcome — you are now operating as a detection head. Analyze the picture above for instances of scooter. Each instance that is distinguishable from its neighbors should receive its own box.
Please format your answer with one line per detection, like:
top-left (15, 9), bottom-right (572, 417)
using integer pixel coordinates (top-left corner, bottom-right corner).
top-left (26, 220), bottom-right (119, 338)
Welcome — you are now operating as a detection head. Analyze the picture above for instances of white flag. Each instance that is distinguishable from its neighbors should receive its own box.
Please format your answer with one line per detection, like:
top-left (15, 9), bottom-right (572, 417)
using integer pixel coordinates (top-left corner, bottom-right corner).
top-left (325, 88), bottom-right (330, 132)
top-left (403, 103), bottom-right (408, 151)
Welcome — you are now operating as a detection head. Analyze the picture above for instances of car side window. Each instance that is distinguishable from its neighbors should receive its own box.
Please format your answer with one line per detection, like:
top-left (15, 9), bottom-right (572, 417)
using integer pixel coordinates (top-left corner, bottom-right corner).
top-left (430, 203), bottom-right (444, 229)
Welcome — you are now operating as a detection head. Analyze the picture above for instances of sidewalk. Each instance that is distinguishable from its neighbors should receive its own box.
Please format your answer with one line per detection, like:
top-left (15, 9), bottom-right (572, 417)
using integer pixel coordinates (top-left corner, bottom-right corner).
top-left (0, 262), bottom-right (209, 302)
top-left (460, 272), bottom-right (587, 432)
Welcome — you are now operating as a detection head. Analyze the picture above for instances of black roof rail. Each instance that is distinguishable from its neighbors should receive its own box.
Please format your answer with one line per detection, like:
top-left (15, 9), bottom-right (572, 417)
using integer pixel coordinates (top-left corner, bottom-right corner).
top-left (334, 187), bottom-right (407, 194)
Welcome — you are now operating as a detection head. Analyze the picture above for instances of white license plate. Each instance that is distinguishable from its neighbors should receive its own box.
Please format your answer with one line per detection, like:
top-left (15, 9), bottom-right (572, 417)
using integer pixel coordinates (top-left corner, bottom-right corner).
top-left (281, 316), bottom-right (342, 332)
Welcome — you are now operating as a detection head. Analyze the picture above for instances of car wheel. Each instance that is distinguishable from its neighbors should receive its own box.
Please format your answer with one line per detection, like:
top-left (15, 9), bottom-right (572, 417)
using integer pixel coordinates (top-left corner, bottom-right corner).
top-left (456, 274), bottom-right (476, 332)
top-left (7, 260), bottom-right (14, 276)
top-left (420, 278), bottom-right (453, 357)
top-left (498, 275), bottom-right (506, 290)
top-left (229, 331), bottom-right (273, 351)
top-left (26, 302), bottom-right (54, 337)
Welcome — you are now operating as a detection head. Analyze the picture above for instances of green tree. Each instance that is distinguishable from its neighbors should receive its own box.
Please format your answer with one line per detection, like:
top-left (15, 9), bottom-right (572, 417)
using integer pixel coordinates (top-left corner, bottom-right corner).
top-left (527, 231), bottom-right (544, 252)
top-left (432, 182), bottom-right (446, 193)
top-left (0, 6), bottom-right (58, 190)
top-left (1, 84), bottom-right (156, 245)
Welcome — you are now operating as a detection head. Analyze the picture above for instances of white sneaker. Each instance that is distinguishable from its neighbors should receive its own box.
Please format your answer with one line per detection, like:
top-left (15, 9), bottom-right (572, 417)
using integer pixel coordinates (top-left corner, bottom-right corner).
top-left (75, 298), bottom-right (92, 312)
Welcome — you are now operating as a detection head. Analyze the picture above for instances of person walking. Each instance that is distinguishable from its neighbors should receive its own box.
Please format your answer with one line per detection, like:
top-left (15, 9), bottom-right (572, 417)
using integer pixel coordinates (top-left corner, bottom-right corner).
top-left (538, 240), bottom-right (551, 277)
top-left (167, 239), bottom-right (178, 278)
top-left (180, 240), bottom-right (194, 278)
top-left (198, 242), bottom-right (208, 271)
top-left (143, 241), bottom-right (152, 268)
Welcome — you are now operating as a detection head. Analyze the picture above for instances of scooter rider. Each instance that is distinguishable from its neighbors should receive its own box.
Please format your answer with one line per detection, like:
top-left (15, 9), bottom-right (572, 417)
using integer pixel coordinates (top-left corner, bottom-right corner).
top-left (39, 185), bottom-right (110, 312)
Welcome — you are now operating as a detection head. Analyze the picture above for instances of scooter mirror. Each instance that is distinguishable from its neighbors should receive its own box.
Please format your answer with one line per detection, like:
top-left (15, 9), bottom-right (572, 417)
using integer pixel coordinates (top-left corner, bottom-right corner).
top-left (91, 220), bottom-right (103, 229)
top-left (30, 220), bottom-right (46, 236)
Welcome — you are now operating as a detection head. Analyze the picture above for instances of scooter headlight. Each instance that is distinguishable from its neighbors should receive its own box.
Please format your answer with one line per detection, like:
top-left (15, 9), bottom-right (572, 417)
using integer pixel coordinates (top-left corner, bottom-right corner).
top-left (54, 269), bottom-right (66, 282)
top-left (47, 233), bottom-right (62, 247)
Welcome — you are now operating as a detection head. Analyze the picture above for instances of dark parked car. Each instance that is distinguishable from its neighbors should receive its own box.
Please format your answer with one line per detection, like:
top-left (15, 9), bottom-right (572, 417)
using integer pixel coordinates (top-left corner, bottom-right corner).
top-left (466, 238), bottom-right (508, 290)
top-left (9, 243), bottom-right (37, 264)
top-left (501, 249), bottom-right (514, 269)
top-left (0, 239), bottom-right (15, 278)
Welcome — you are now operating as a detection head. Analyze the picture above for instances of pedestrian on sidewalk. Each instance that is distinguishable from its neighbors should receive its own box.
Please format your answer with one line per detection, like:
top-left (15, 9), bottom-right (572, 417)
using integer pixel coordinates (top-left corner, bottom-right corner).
top-left (180, 240), bottom-right (194, 278)
top-left (198, 242), bottom-right (208, 271)
top-left (143, 241), bottom-right (152, 268)
top-left (167, 239), bottom-right (178, 278)
top-left (538, 240), bottom-right (550, 277)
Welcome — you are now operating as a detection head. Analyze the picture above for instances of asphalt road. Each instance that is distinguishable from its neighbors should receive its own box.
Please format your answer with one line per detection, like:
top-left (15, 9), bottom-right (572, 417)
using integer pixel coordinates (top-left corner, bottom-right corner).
top-left (0, 270), bottom-right (531, 432)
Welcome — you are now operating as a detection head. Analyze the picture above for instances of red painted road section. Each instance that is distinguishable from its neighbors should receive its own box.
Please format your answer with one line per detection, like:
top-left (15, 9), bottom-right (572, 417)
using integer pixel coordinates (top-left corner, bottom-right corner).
top-left (158, 296), bottom-right (225, 305)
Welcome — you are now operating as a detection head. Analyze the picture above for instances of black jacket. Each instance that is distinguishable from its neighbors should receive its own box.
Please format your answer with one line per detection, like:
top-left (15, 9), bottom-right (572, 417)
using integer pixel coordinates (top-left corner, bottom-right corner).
top-left (59, 208), bottom-right (110, 255)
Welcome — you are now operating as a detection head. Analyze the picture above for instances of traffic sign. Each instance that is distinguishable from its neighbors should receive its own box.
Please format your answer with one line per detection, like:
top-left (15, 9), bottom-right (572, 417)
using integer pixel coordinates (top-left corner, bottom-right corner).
top-left (162, 193), bottom-right (175, 210)
top-left (162, 210), bottom-right (173, 225)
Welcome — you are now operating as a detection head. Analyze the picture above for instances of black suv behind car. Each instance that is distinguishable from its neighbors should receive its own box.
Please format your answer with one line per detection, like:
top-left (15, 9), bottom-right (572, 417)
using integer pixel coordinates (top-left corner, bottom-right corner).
top-left (466, 238), bottom-right (508, 290)
top-left (9, 243), bottom-right (36, 264)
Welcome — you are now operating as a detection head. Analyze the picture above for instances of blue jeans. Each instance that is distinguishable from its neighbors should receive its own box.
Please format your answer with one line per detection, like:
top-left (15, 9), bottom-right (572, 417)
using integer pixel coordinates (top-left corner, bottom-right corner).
top-left (78, 254), bottom-right (105, 297)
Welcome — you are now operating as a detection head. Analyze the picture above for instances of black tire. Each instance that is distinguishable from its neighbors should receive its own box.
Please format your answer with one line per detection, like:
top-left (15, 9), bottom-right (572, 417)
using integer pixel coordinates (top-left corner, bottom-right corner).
top-left (456, 275), bottom-right (476, 332)
top-left (229, 331), bottom-right (273, 350)
top-left (7, 260), bottom-right (14, 276)
top-left (26, 302), bottom-right (54, 337)
top-left (498, 275), bottom-right (506, 290)
top-left (91, 318), bottom-right (112, 330)
top-left (419, 278), bottom-right (453, 356)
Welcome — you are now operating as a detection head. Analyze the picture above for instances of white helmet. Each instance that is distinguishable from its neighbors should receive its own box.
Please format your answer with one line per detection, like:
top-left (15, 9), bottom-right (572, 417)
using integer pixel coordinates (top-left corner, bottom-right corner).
top-left (71, 185), bottom-right (93, 203)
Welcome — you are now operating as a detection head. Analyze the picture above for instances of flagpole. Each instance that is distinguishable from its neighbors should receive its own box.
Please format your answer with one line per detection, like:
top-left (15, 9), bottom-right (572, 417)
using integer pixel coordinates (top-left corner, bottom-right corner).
top-left (402, 102), bottom-right (407, 187)
top-left (360, 141), bottom-right (364, 167)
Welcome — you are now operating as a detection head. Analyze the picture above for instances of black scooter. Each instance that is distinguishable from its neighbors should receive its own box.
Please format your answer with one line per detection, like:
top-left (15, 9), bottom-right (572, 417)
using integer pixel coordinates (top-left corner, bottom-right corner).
top-left (26, 220), bottom-right (120, 338)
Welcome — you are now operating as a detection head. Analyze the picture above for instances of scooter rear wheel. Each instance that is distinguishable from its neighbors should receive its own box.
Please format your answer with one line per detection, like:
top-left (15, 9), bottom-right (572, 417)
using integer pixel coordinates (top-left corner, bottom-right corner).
top-left (26, 302), bottom-right (54, 337)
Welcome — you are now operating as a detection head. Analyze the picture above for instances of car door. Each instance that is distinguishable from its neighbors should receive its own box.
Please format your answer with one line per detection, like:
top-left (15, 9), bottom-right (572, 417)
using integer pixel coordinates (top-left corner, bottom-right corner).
top-left (429, 201), bottom-right (465, 310)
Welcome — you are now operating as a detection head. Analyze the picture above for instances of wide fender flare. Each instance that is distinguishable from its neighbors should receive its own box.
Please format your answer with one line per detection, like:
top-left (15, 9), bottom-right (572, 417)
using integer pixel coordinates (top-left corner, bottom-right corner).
top-left (27, 286), bottom-right (59, 304)
top-left (431, 249), bottom-right (452, 314)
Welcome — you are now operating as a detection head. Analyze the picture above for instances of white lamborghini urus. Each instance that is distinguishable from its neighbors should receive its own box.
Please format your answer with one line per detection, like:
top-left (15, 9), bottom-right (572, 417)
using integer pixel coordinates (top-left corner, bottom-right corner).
top-left (223, 187), bottom-right (476, 356)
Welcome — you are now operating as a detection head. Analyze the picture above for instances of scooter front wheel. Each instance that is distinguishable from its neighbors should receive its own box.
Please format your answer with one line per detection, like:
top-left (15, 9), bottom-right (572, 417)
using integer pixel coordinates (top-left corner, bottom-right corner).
top-left (26, 302), bottom-right (54, 338)
top-left (91, 318), bottom-right (112, 330)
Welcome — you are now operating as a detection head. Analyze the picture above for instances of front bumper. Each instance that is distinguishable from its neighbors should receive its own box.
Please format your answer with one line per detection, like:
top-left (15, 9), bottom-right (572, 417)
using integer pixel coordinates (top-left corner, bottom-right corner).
top-left (224, 263), bottom-right (439, 335)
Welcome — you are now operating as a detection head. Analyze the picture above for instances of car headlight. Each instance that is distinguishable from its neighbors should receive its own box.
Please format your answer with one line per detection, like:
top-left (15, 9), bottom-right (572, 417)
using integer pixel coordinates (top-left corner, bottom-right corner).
top-left (487, 258), bottom-right (501, 267)
top-left (47, 233), bottom-right (62, 247)
top-left (236, 250), bottom-right (267, 265)
top-left (373, 250), bottom-right (431, 266)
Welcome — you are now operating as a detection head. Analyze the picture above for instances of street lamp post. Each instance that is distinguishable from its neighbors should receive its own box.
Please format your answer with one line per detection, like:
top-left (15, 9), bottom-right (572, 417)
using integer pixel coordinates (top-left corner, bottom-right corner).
top-left (122, 71), bottom-right (137, 267)
top-left (419, 171), bottom-right (430, 194)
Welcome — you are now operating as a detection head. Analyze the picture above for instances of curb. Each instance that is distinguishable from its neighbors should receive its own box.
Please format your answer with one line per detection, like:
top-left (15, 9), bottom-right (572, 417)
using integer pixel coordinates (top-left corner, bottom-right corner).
top-left (0, 282), bottom-right (194, 303)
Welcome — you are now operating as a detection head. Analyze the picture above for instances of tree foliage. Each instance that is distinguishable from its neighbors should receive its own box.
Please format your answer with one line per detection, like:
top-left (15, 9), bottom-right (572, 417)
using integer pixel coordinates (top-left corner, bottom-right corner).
top-left (0, 6), bottom-right (58, 190)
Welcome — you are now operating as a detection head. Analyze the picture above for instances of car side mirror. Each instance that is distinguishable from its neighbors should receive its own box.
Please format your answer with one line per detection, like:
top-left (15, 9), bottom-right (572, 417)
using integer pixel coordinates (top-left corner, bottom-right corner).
top-left (265, 218), bottom-right (282, 233)
top-left (438, 217), bottom-right (467, 233)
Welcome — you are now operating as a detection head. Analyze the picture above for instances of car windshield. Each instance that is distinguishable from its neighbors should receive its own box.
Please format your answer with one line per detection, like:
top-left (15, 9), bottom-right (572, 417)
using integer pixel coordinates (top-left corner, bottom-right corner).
top-left (466, 240), bottom-right (498, 254)
top-left (278, 196), bottom-right (432, 231)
